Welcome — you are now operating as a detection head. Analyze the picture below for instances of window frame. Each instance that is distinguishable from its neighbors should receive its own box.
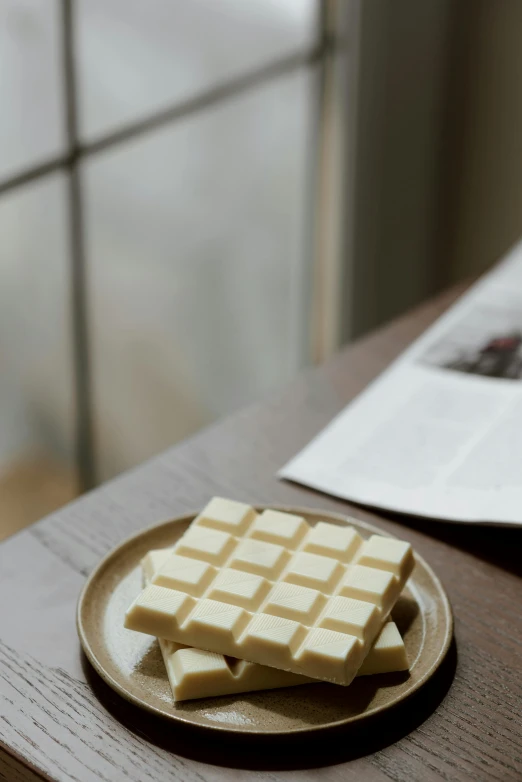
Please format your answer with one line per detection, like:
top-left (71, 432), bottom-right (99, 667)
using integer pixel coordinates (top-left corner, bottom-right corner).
top-left (0, 0), bottom-right (352, 490)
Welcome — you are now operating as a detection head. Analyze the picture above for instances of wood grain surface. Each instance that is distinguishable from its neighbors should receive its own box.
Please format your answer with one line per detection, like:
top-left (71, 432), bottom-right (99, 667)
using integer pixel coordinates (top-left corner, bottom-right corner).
top-left (1, 283), bottom-right (521, 782)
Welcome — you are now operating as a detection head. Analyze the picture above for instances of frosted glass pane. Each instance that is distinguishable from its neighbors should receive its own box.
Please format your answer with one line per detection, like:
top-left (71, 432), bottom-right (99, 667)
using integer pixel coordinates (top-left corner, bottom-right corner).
top-left (0, 0), bottom-right (64, 179)
top-left (77, 0), bottom-right (316, 140)
top-left (84, 70), bottom-right (314, 479)
top-left (0, 175), bottom-right (76, 532)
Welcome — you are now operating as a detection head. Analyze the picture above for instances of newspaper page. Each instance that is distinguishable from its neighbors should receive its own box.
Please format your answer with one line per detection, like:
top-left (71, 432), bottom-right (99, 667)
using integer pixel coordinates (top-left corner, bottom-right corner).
top-left (280, 242), bottom-right (522, 526)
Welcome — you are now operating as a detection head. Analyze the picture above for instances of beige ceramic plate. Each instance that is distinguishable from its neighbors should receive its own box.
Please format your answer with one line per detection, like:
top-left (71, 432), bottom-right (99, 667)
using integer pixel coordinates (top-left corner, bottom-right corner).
top-left (77, 507), bottom-right (452, 737)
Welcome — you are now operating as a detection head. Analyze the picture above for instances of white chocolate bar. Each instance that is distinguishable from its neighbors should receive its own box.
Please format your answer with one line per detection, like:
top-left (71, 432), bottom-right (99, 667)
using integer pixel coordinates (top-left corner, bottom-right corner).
top-left (125, 498), bottom-right (414, 685)
top-left (142, 548), bottom-right (408, 701)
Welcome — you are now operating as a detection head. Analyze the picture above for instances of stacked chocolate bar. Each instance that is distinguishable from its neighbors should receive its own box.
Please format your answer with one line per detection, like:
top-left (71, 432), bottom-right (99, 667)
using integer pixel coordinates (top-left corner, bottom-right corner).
top-left (125, 498), bottom-right (414, 701)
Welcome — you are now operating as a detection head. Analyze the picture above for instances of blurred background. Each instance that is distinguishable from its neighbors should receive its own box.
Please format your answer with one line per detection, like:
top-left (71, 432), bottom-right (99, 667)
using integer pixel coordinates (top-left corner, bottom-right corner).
top-left (1, 0), bottom-right (522, 538)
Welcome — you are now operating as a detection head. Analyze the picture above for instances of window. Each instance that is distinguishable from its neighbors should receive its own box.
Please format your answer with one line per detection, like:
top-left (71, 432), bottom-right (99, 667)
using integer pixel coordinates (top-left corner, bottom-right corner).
top-left (0, 0), bottom-right (348, 514)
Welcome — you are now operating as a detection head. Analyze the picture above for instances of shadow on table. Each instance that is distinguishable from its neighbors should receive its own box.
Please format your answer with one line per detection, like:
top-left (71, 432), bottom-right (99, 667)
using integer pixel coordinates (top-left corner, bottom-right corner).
top-left (81, 636), bottom-right (456, 770)
top-left (386, 511), bottom-right (522, 579)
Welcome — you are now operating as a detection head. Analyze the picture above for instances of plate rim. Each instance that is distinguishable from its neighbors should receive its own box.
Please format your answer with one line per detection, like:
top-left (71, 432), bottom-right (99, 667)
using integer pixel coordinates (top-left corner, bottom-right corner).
top-left (77, 505), bottom-right (454, 737)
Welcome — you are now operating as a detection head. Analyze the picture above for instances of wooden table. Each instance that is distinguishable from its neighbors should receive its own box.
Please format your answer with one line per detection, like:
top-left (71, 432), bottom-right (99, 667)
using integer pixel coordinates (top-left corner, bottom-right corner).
top-left (1, 286), bottom-right (521, 782)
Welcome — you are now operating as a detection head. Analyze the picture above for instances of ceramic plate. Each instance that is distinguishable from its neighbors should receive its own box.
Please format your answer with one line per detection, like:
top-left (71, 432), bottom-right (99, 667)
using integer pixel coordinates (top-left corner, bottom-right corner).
top-left (77, 507), bottom-right (453, 737)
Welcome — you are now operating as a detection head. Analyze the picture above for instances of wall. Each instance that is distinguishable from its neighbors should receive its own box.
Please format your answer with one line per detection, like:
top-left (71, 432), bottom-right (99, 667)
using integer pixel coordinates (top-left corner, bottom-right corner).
top-left (342, 0), bottom-right (522, 340)
top-left (342, 0), bottom-right (453, 340)
top-left (448, 0), bottom-right (522, 281)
